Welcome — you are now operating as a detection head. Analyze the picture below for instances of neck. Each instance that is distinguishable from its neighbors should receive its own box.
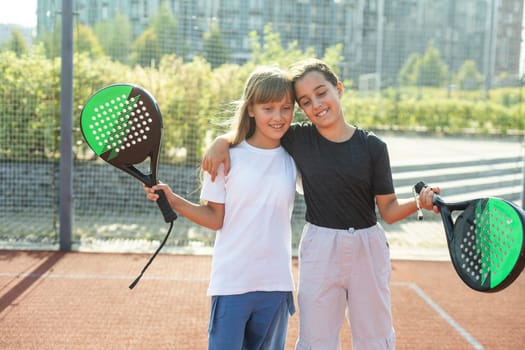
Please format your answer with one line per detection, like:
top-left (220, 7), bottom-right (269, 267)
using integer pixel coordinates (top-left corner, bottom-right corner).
top-left (317, 122), bottom-right (355, 143)
top-left (246, 136), bottom-right (280, 149)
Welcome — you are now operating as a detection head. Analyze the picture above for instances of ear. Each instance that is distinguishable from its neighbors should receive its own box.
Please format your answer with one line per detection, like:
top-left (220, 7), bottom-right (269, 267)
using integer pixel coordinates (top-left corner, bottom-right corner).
top-left (337, 81), bottom-right (344, 97)
top-left (248, 104), bottom-right (255, 118)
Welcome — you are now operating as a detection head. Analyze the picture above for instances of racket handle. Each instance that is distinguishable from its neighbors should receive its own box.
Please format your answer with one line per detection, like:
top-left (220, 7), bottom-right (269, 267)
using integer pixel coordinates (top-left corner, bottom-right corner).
top-left (414, 181), bottom-right (427, 194)
top-left (414, 181), bottom-right (444, 207)
top-left (155, 189), bottom-right (178, 223)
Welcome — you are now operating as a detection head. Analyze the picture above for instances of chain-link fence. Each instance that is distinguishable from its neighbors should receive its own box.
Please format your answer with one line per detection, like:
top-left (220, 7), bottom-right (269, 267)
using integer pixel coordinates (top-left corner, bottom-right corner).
top-left (1, 0), bottom-right (524, 251)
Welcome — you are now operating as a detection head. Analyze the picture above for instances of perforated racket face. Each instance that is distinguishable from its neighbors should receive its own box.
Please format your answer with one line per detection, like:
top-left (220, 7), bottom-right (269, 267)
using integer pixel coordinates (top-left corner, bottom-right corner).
top-left (450, 198), bottom-right (525, 291)
top-left (80, 84), bottom-right (161, 167)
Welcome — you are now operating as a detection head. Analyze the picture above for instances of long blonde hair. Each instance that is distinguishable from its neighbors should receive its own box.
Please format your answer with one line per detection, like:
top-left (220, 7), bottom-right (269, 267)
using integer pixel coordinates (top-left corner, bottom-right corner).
top-left (230, 66), bottom-right (295, 146)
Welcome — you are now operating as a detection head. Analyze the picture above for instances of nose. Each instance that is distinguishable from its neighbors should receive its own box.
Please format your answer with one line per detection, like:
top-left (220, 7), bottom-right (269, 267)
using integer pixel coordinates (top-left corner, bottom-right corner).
top-left (312, 97), bottom-right (322, 109)
top-left (273, 112), bottom-right (284, 122)
top-left (273, 109), bottom-right (286, 119)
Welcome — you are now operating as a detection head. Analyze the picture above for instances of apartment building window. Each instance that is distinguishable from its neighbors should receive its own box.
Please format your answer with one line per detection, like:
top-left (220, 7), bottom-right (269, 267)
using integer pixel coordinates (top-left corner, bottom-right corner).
top-left (143, 0), bottom-right (148, 19)
top-left (101, 1), bottom-right (108, 20)
top-left (252, 0), bottom-right (263, 12)
top-left (130, 0), bottom-right (139, 20)
top-left (88, 0), bottom-right (98, 24)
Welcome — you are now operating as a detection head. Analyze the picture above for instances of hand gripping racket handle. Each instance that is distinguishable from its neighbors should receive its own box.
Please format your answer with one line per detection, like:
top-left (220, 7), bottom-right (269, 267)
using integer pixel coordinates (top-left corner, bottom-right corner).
top-left (155, 190), bottom-right (178, 223)
top-left (414, 181), bottom-right (444, 206)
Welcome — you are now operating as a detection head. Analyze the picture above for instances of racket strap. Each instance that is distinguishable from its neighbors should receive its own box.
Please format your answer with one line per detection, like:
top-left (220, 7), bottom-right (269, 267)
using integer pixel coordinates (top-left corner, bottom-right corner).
top-left (412, 184), bottom-right (423, 220)
top-left (129, 220), bottom-right (174, 289)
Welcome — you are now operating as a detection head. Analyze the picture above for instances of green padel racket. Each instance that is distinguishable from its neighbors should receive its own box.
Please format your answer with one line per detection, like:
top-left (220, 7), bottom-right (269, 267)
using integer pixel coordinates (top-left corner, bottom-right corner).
top-left (415, 181), bottom-right (525, 292)
top-left (80, 83), bottom-right (178, 289)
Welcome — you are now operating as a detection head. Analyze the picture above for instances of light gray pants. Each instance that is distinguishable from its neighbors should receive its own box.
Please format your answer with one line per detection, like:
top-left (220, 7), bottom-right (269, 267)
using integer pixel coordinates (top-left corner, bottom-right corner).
top-left (295, 223), bottom-right (395, 350)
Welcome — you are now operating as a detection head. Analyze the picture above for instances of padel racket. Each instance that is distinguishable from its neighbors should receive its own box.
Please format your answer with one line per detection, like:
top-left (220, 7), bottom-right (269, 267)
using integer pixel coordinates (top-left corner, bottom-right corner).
top-left (415, 181), bottom-right (525, 292)
top-left (80, 83), bottom-right (178, 289)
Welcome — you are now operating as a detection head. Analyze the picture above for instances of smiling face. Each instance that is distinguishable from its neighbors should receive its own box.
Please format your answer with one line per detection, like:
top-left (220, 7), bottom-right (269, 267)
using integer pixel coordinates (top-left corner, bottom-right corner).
top-left (247, 94), bottom-right (294, 149)
top-left (294, 70), bottom-right (344, 130)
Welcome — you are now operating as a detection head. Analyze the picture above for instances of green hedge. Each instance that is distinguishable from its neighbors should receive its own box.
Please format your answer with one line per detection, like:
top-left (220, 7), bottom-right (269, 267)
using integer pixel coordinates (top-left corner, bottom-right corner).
top-left (1, 50), bottom-right (523, 163)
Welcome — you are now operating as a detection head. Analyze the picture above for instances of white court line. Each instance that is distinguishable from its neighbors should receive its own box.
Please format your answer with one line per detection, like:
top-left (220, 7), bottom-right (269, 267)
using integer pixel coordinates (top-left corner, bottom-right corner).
top-left (394, 281), bottom-right (484, 350)
top-left (0, 273), bottom-right (208, 282)
top-left (1, 273), bottom-right (484, 348)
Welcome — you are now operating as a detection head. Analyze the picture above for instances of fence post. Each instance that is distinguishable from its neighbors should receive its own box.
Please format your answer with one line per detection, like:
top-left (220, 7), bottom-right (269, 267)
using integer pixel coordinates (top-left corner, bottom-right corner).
top-left (59, 0), bottom-right (74, 251)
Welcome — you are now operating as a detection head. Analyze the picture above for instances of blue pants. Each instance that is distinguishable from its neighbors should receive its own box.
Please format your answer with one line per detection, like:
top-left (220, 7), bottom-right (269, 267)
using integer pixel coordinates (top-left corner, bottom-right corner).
top-left (208, 291), bottom-right (295, 350)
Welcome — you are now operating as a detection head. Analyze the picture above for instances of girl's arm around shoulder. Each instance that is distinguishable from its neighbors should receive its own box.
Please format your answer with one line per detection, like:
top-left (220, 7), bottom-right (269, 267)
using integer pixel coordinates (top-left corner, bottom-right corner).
top-left (375, 186), bottom-right (440, 224)
top-left (201, 134), bottom-right (233, 181)
top-left (144, 183), bottom-right (225, 231)
top-left (202, 123), bottom-right (310, 180)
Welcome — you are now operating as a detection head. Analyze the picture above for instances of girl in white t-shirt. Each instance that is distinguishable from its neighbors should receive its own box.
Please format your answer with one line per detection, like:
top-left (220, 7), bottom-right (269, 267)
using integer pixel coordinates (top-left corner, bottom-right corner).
top-left (144, 66), bottom-right (297, 350)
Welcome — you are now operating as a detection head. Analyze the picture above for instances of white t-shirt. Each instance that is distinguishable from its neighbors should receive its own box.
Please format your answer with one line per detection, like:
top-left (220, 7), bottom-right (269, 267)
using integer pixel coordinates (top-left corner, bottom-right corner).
top-left (201, 140), bottom-right (297, 296)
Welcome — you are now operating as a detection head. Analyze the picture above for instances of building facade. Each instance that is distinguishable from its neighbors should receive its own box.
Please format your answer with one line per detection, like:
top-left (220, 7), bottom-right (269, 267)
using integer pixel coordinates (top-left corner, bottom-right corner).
top-left (36, 0), bottom-right (523, 87)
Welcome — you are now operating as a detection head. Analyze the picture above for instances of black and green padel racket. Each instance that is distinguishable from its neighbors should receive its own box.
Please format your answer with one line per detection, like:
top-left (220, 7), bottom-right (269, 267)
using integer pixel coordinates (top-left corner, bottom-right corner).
top-left (80, 83), bottom-right (178, 289)
top-left (415, 181), bottom-right (525, 292)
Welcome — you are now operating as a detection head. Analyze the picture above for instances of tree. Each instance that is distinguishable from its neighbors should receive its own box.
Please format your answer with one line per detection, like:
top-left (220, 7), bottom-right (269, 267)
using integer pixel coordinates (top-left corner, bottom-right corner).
top-left (322, 43), bottom-right (345, 80)
top-left (94, 12), bottom-right (132, 63)
top-left (5, 29), bottom-right (28, 56)
top-left (34, 20), bottom-right (61, 59)
top-left (398, 52), bottom-right (421, 86)
top-left (417, 43), bottom-right (448, 87)
top-left (248, 23), bottom-right (314, 69)
top-left (202, 24), bottom-right (230, 68)
top-left (0, 50), bottom-right (57, 159)
top-left (455, 60), bottom-right (484, 90)
top-left (149, 0), bottom-right (178, 57)
top-left (75, 24), bottom-right (104, 58)
top-left (130, 28), bottom-right (161, 67)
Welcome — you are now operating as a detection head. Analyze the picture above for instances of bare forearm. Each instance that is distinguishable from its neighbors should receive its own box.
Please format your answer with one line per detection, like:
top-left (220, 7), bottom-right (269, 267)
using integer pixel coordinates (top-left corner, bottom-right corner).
top-left (167, 193), bottom-right (223, 230)
top-left (145, 184), bottom-right (224, 231)
top-left (378, 197), bottom-right (419, 224)
top-left (376, 186), bottom-right (440, 224)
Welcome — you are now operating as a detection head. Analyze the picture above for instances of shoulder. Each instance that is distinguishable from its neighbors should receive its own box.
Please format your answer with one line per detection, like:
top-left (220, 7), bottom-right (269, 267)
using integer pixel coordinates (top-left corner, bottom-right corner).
top-left (229, 141), bottom-right (252, 164)
top-left (284, 122), bottom-right (315, 139)
top-left (352, 128), bottom-right (388, 160)
top-left (282, 122), bottom-right (314, 150)
top-left (355, 128), bottom-right (386, 148)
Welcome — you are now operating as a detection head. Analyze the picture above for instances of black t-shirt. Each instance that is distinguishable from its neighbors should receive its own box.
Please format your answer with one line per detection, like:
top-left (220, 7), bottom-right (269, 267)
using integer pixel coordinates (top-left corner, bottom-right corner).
top-left (282, 123), bottom-right (394, 229)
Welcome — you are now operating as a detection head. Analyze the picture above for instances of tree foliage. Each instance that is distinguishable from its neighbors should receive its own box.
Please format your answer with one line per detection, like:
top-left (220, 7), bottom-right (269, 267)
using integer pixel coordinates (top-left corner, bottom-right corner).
top-left (398, 43), bottom-right (449, 88)
top-left (398, 52), bottom-right (420, 86)
top-left (418, 42), bottom-right (449, 87)
top-left (4, 29), bottom-right (28, 56)
top-left (0, 49), bottom-right (57, 159)
top-left (148, 1), bottom-right (178, 58)
top-left (1, 24), bottom-right (523, 163)
top-left (202, 24), bottom-right (230, 68)
top-left (75, 24), bottom-right (104, 58)
top-left (94, 12), bottom-right (132, 63)
top-left (130, 28), bottom-right (161, 67)
top-left (455, 60), bottom-right (484, 90)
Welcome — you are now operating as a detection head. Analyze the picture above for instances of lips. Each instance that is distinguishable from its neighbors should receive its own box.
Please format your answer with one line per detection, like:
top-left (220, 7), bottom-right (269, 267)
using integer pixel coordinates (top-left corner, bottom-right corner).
top-left (315, 108), bottom-right (328, 118)
top-left (269, 123), bottom-right (286, 129)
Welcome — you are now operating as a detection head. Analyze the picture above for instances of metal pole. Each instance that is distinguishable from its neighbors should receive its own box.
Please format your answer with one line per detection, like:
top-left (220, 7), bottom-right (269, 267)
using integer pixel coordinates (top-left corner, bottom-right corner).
top-left (376, 0), bottom-right (384, 95)
top-left (521, 16), bottom-right (525, 208)
top-left (520, 91), bottom-right (525, 207)
top-left (59, 0), bottom-right (74, 251)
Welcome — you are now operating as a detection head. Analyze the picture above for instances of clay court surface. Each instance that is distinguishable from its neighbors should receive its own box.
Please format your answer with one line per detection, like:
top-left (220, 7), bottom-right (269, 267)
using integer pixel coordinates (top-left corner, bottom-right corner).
top-left (1, 250), bottom-right (524, 349)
